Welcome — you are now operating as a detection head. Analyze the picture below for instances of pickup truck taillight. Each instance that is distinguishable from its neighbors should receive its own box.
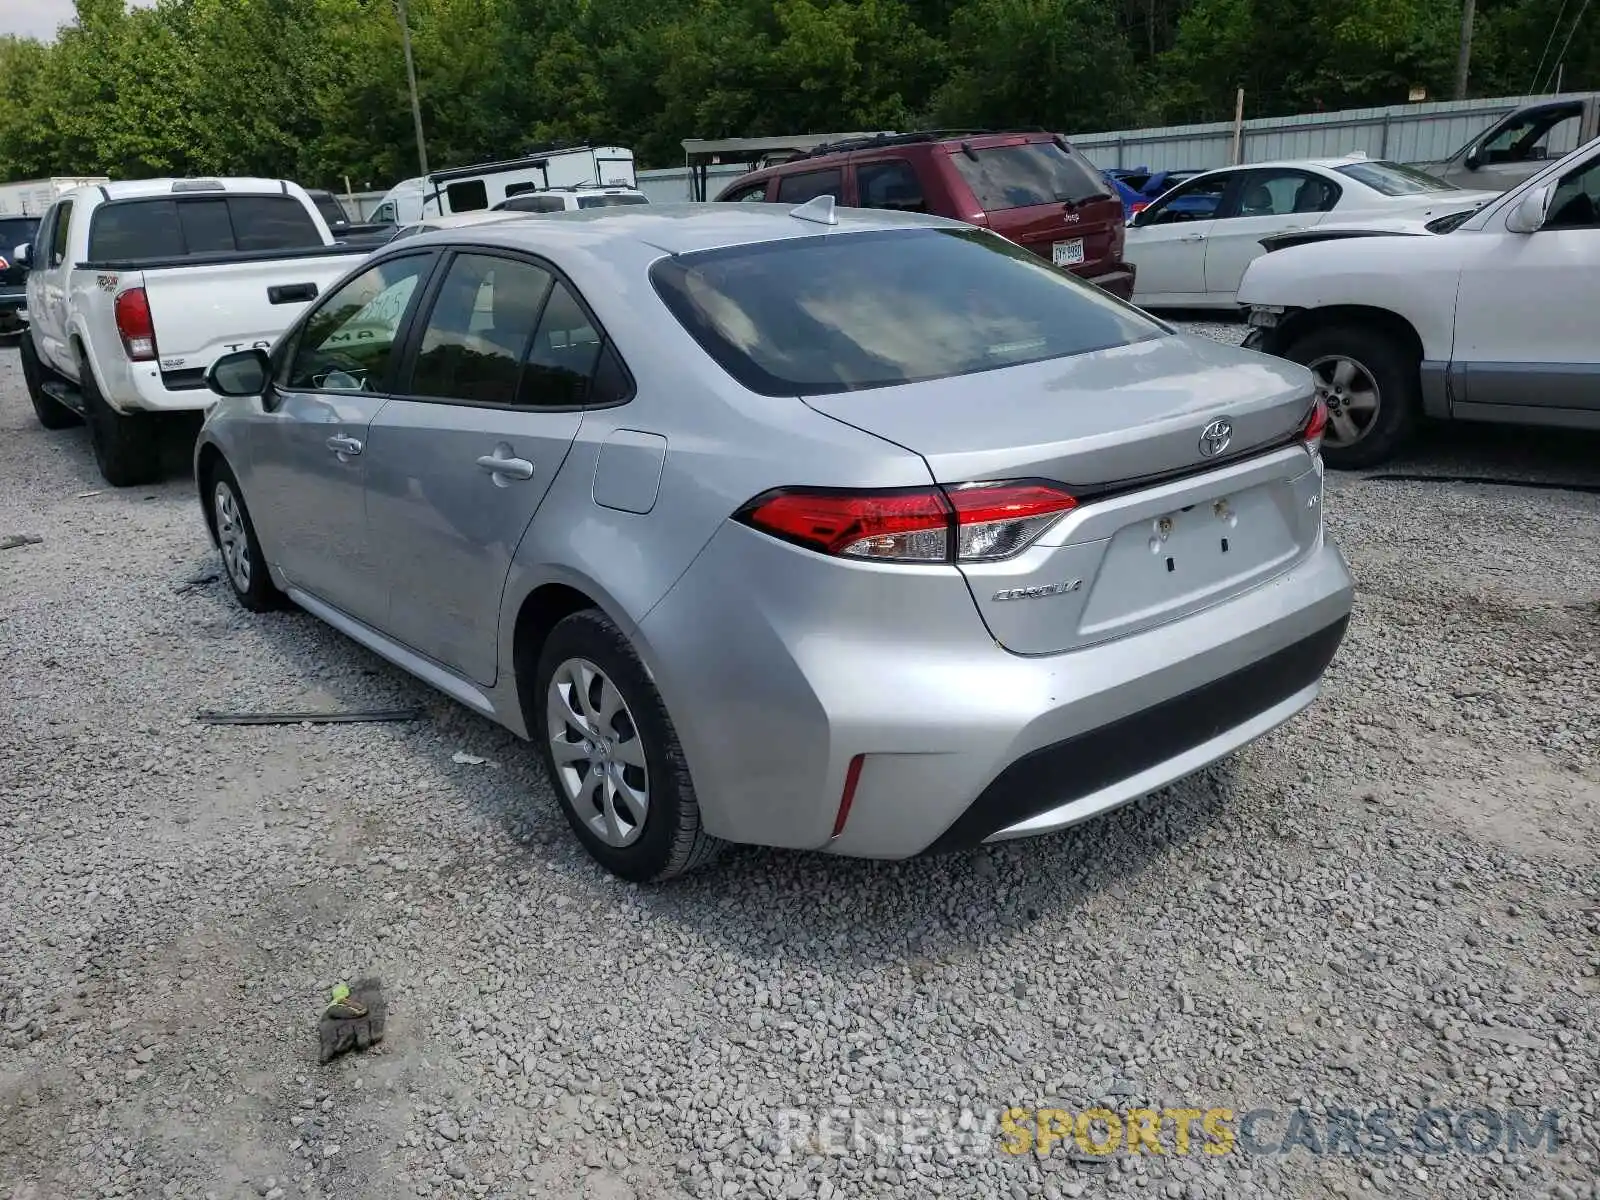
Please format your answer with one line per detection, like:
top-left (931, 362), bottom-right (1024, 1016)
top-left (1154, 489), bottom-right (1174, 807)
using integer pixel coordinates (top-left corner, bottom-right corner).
top-left (114, 287), bottom-right (157, 361)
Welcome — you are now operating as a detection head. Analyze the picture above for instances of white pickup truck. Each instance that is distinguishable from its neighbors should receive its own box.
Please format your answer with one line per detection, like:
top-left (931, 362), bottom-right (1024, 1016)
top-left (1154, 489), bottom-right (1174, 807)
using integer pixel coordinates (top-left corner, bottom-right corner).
top-left (1237, 136), bottom-right (1600, 467)
top-left (15, 178), bottom-right (374, 486)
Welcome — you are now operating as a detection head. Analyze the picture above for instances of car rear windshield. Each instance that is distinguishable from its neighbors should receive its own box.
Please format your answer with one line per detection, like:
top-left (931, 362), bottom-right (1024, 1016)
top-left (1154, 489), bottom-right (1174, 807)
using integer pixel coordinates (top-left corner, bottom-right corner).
top-left (88, 195), bottom-right (322, 261)
top-left (950, 141), bottom-right (1111, 211)
top-left (650, 227), bottom-right (1163, 397)
top-left (1334, 160), bottom-right (1460, 196)
top-left (576, 194), bottom-right (649, 209)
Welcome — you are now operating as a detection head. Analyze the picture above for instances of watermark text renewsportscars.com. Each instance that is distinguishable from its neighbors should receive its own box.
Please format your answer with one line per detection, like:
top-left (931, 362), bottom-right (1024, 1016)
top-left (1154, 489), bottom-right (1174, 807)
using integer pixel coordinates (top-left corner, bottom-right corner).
top-left (761, 1105), bottom-right (1565, 1162)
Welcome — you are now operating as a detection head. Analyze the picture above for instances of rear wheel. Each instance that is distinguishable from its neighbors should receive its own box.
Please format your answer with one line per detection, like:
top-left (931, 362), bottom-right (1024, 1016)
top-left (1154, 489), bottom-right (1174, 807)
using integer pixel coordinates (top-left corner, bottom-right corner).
top-left (20, 333), bottom-right (81, 430)
top-left (80, 357), bottom-right (162, 487)
top-left (534, 609), bottom-right (721, 882)
top-left (1282, 324), bottom-right (1420, 469)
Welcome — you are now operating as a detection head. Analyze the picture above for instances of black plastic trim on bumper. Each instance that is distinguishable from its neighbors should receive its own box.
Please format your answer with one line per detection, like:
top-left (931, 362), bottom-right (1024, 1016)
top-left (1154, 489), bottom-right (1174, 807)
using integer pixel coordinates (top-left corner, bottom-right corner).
top-left (919, 614), bottom-right (1350, 856)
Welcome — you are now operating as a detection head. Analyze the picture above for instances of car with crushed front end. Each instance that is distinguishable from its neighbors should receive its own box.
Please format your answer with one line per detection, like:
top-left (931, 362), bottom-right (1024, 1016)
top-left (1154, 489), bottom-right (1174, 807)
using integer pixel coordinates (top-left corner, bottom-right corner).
top-left (193, 198), bottom-right (1354, 882)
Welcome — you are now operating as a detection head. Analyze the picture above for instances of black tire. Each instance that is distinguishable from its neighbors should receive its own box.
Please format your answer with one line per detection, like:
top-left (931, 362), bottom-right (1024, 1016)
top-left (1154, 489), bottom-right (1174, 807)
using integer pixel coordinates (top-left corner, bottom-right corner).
top-left (204, 460), bottom-right (286, 613)
top-left (1282, 323), bottom-right (1421, 469)
top-left (533, 609), bottom-right (721, 882)
top-left (80, 359), bottom-right (163, 487)
top-left (20, 332), bottom-right (82, 430)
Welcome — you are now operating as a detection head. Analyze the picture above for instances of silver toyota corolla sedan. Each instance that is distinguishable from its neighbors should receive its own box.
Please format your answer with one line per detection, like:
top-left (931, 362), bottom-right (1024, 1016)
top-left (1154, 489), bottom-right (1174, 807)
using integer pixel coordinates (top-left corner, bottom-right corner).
top-left (194, 199), bottom-right (1354, 881)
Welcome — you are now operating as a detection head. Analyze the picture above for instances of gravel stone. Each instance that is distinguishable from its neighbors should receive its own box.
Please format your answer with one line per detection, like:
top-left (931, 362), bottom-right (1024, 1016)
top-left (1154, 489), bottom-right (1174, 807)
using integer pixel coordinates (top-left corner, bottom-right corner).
top-left (0, 330), bottom-right (1596, 1200)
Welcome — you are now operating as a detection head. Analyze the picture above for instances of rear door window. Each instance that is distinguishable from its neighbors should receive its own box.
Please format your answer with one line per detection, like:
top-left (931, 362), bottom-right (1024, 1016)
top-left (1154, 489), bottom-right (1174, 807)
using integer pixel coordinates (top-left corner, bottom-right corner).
top-left (50, 201), bottom-right (73, 266)
top-left (951, 141), bottom-right (1110, 211)
top-left (774, 170), bottom-right (842, 204)
top-left (720, 182), bottom-right (772, 203)
top-left (856, 160), bottom-right (927, 213)
top-left (407, 253), bottom-right (554, 405)
top-left (651, 227), bottom-right (1162, 397)
top-left (1233, 170), bottom-right (1340, 218)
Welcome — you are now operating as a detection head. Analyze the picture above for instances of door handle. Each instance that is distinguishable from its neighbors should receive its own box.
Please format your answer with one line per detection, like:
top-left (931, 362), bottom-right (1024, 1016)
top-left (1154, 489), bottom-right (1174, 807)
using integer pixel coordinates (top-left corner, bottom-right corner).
top-left (326, 435), bottom-right (363, 456)
top-left (476, 453), bottom-right (534, 481)
top-left (1181, 232), bottom-right (1207, 242)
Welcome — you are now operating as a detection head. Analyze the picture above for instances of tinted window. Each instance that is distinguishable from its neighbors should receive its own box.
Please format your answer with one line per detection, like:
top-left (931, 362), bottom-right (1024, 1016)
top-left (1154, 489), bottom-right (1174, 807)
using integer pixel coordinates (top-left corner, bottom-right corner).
top-left (409, 254), bottom-right (553, 405)
top-left (285, 255), bottom-right (430, 392)
top-left (775, 170), bottom-right (842, 204)
top-left (1235, 171), bottom-right (1340, 218)
top-left (651, 227), bottom-right (1162, 397)
top-left (50, 202), bottom-right (73, 266)
top-left (1143, 174), bottom-right (1229, 225)
top-left (576, 194), bottom-right (649, 209)
top-left (857, 160), bottom-right (927, 213)
top-left (230, 196), bottom-right (321, 249)
top-left (177, 199), bottom-right (236, 254)
top-left (312, 194), bottom-right (349, 226)
top-left (1479, 105), bottom-right (1583, 164)
top-left (1335, 161), bottom-right (1458, 196)
top-left (521, 281), bottom-right (604, 408)
top-left (1547, 156), bottom-right (1600, 230)
top-left (498, 195), bottom-right (566, 213)
top-left (88, 195), bottom-right (321, 260)
top-left (90, 200), bottom-right (185, 260)
top-left (951, 142), bottom-right (1110, 211)
top-left (446, 180), bottom-right (489, 212)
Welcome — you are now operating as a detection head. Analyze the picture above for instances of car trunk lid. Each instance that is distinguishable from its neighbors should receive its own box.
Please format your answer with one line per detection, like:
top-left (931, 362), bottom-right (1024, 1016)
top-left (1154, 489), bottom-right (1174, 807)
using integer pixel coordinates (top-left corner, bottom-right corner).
top-left (803, 334), bottom-right (1326, 654)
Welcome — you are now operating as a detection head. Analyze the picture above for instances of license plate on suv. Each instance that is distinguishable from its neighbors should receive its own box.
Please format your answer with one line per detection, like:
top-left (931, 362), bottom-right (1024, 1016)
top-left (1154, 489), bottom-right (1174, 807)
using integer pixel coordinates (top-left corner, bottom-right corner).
top-left (1052, 239), bottom-right (1085, 267)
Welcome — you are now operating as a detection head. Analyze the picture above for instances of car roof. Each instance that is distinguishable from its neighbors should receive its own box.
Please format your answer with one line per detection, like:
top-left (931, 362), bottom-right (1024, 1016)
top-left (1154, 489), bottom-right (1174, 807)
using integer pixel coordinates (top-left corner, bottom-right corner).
top-left (94, 177), bottom-right (303, 200)
top-left (396, 201), bottom-right (971, 257)
top-left (719, 129), bottom-right (1061, 188)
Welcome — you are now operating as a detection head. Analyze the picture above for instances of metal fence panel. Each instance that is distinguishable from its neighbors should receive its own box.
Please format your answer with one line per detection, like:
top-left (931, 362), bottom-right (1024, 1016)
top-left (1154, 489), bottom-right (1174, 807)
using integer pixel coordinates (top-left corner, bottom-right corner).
top-left (1070, 93), bottom-right (1587, 171)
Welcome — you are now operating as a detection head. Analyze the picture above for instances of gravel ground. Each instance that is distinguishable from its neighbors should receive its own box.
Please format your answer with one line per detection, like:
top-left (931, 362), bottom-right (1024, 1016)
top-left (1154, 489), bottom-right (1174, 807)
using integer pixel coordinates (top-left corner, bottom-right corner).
top-left (1, 327), bottom-right (1596, 1200)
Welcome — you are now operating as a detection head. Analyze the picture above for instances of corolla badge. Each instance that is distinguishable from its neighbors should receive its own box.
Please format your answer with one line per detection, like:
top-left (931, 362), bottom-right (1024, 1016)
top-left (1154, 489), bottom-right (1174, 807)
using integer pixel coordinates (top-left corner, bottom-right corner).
top-left (1198, 418), bottom-right (1233, 458)
top-left (993, 579), bottom-right (1082, 602)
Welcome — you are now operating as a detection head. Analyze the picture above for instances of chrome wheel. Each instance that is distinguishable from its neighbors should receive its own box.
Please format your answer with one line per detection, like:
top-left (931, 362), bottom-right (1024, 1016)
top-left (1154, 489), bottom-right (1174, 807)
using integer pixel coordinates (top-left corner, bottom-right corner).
top-left (213, 481), bottom-right (252, 592)
top-left (1308, 354), bottom-right (1381, 448)
top-left (546, 658), bottom-right (650, 848)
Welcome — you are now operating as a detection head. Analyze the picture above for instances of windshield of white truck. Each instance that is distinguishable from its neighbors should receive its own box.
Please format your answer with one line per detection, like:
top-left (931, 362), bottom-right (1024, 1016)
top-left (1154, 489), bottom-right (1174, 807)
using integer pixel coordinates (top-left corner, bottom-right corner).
top-left (88, 196), bottom-right (322, 261)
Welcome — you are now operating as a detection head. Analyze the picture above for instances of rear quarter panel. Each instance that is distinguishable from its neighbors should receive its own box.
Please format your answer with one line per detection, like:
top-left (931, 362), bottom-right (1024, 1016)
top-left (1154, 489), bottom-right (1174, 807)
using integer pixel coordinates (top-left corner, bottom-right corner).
top-left (494, 236), bottom-right (935, 711)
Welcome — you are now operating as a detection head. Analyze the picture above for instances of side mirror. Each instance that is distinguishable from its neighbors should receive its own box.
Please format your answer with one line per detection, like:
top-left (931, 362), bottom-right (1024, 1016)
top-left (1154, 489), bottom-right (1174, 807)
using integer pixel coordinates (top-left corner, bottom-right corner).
top-left (11, 243), bottom-right (29, 266)
top-left (1464, 147), bottom-right (1482, 171)
top-left (1504, 183), bottom-right (1553, 234)
top-left (205, 348), bottom-right (271, 397)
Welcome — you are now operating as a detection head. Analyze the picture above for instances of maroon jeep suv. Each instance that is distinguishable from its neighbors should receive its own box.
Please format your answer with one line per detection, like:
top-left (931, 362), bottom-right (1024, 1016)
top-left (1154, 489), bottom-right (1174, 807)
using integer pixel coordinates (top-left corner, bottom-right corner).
top-left (713, 130), bottom-right (1134, 299)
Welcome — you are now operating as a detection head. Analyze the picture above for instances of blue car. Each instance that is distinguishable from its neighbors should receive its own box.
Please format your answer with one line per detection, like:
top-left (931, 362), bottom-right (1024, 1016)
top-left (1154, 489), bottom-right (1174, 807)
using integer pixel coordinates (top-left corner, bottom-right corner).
top-left (1102, 167), bottom-right (1152, 220)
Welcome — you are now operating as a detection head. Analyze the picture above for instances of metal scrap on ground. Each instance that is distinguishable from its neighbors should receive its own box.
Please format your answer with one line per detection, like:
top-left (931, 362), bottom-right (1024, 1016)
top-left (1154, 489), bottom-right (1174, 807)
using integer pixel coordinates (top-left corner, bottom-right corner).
top-left (195, 708), bottom-right (426, 726)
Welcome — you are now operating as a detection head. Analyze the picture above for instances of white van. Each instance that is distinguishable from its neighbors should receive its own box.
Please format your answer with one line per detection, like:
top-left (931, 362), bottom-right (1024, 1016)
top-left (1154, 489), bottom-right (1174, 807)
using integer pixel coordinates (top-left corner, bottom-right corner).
top-left (369, 145), bottom-right (637, 224)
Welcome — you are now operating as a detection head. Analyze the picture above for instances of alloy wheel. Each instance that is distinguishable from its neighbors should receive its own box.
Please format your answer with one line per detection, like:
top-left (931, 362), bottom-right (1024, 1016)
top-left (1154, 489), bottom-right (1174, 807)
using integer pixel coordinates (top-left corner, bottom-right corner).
top-left (1307, 354), bottom-right (1381, 448)
top-left (546, 657), bottom-right (650, 847)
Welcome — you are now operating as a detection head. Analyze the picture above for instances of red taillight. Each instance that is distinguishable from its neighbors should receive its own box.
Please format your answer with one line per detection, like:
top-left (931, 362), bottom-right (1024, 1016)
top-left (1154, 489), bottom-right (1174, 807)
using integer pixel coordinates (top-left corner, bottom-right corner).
top-left (832, 754), bottom-right (865, 838)
top-left (1301, 397), bottom-right (1328, 454)
top-left (1130, 202), bottom-right (1147, 214)
top-left (736, 481), bottom-right (1077, 563)
top-left (0, 255), bottom-right (10, 271)
top-left (114, 287), bottom-right (157, 361)
top-left (945, 482), bottom-right (1078, 559)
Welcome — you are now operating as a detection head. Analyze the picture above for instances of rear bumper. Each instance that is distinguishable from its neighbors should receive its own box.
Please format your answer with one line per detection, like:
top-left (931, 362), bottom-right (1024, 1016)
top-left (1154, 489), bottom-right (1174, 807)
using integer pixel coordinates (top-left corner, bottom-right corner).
top-left (1085, 266), bottom-right (1136, 301)
top-left (639, 519), bottom-right (1354, 859)
top-left (99, 357), bottom-right (217, 414)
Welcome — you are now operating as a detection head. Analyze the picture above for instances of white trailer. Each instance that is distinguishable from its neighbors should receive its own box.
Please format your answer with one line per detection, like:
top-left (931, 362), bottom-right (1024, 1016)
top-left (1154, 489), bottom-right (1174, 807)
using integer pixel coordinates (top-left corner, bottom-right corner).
top-left (369, 145), bottom-right (637, 224)
top-left (0, 177), bottom-right (112, 217)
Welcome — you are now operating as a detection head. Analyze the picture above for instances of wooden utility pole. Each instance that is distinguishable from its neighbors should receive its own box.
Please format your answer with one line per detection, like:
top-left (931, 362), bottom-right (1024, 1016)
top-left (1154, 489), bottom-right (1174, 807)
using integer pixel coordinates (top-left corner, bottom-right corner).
top-left (1454, 0), bottom-right (1476, 100)
top-left (395, 0), bottom-right (428, 175)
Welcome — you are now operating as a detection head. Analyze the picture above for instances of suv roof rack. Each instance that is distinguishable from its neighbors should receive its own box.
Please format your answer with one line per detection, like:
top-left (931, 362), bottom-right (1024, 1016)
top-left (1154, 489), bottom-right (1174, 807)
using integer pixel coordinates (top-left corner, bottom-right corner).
top-left (798, 127), bottom-right (1055, 161)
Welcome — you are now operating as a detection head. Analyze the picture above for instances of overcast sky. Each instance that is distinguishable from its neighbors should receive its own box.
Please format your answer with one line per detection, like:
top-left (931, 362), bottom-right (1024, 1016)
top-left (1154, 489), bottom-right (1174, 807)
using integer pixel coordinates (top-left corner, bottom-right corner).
top-left (0, 0), bottom-right (156, 41)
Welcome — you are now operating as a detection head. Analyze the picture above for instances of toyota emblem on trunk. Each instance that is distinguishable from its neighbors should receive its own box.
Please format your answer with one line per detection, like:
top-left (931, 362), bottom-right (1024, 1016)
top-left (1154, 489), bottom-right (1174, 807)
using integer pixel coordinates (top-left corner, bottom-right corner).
top-left (1199, 418), bottom-right (1233, 458)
